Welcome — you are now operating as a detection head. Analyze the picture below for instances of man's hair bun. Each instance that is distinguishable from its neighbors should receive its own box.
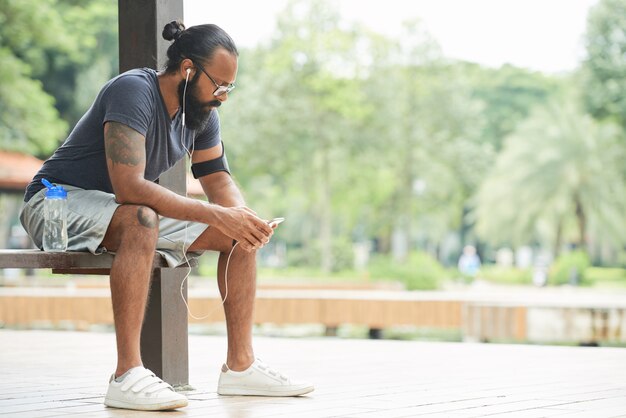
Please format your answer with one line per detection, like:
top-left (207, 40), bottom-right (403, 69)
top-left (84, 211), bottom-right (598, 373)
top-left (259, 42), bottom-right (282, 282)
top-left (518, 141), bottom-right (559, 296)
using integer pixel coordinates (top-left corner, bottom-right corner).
top-left (162, 20), bottom-right (186, 41)
top-left (163, 23), bottom-right (238, 74)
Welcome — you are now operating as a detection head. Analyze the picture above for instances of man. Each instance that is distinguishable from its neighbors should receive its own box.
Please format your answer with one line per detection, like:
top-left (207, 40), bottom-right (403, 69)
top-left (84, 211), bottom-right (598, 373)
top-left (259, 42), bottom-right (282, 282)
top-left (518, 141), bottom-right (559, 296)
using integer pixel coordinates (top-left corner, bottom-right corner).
top-left (20, 21), bottom-right (313, 411)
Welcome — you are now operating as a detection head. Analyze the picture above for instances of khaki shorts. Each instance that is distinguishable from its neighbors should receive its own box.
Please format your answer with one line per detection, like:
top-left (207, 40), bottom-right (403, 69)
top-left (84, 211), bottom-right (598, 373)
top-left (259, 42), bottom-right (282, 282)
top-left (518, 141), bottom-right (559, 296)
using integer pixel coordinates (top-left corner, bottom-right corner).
top-left (20, 185), bottom-right (208, 267)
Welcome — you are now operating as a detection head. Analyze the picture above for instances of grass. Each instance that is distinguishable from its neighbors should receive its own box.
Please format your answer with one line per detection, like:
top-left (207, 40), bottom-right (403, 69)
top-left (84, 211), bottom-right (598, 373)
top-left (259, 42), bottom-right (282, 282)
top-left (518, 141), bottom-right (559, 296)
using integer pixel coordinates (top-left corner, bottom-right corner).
top-left (586, 267), bottom-right (626, 289)
top-left (478, 266), bottom-right (532, 285)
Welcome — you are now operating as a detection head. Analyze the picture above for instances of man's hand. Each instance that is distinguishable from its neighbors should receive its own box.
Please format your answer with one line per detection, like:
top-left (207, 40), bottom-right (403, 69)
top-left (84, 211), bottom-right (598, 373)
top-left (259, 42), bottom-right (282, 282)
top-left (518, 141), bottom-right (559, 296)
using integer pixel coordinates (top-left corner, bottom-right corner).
top-left (194, 145), bottom-right (277, 252)
top-left (214, 205), bottom-right (274, 252)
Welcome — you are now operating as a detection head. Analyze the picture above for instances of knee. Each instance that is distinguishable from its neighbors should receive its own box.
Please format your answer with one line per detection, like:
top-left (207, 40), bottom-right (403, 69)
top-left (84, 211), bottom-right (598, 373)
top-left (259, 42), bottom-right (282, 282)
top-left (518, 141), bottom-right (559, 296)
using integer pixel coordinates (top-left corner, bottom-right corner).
top-left (212, 229), bottom-right (246, 255)
top-left (117, 204), bottom-right (158, 241)
top-left (135, 206), bottom-right (158, 231)
top-left (228, 241), bottom-right (258, 259)
top-left (217, 234), bottom-right (236, 254)
top-left (102, 204), bottom-right (159, 253)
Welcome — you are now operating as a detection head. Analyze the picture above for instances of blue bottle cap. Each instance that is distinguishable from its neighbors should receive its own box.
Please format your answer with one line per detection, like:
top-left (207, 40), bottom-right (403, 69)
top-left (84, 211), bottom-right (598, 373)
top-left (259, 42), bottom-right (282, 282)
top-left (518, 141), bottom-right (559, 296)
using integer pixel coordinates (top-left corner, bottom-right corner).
top-left (41, 178), bottom-right (67, 199)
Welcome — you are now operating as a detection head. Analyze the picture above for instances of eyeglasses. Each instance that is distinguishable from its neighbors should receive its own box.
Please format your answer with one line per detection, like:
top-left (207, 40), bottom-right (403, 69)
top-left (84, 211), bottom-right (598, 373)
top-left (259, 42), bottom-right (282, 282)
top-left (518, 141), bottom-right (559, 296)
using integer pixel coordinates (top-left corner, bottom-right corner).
top-left (193, 61), bottom-right (235, 96)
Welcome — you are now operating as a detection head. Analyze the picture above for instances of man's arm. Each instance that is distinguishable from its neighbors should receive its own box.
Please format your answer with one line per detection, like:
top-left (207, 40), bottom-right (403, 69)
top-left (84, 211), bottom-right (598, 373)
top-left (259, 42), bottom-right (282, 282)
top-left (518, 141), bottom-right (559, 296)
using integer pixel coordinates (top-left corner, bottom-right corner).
top-left (192, 143), bottom-right (276, 235)
top-left (104, 121), bottom-right (271, 250)
top-left (192, 142), bottom-right (245, 208)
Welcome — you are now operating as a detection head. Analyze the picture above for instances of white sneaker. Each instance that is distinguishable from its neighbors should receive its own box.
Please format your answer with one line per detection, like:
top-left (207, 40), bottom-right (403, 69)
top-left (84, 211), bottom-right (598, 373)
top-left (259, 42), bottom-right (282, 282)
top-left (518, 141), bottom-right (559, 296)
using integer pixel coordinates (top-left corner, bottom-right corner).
top-left (104, 366), bottom-right (188, 411)
top-left (217, 358), bottom-right (314, 397)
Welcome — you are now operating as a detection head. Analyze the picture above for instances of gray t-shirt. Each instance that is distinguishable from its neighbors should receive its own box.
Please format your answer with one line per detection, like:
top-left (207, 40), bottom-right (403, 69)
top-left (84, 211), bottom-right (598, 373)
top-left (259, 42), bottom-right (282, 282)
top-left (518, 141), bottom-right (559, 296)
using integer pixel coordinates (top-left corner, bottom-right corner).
top-left (24, 68), bottom-right (221, 201)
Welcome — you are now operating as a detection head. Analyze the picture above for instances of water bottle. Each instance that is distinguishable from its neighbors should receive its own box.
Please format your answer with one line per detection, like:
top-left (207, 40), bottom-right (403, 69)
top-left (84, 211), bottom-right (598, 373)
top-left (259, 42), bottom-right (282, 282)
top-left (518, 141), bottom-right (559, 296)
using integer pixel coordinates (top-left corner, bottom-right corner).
top-left (41, 179), bottom-right (68, 252)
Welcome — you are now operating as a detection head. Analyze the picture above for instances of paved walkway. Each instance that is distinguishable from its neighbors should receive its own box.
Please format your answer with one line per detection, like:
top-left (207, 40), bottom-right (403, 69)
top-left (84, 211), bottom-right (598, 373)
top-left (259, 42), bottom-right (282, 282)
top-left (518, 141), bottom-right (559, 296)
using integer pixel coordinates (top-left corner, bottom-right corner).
top-left (1, 330), bottom-right (625, 417)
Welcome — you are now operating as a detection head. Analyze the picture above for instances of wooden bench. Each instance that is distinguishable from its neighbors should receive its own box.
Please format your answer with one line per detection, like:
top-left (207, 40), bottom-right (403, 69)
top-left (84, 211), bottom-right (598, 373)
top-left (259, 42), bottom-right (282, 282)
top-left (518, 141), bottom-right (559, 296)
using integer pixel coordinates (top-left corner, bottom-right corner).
top-left (0, 0), bottom-right (193, 388)
top-left (0, 249), bottom-right (196, 389)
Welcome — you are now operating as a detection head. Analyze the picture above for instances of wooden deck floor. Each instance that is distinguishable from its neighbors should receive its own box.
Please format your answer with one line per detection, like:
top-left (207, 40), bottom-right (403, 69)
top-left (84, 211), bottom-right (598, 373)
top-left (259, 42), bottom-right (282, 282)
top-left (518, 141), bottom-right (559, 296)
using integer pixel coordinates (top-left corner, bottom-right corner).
top-left (1, 330), bottom-right (625, 417)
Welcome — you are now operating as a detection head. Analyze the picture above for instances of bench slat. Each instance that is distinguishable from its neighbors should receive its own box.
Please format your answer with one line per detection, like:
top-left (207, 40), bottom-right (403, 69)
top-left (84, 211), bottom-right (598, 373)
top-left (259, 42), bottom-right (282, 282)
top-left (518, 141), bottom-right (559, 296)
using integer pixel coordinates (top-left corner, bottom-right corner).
top-left (0, 249), bottom-right (196, 270)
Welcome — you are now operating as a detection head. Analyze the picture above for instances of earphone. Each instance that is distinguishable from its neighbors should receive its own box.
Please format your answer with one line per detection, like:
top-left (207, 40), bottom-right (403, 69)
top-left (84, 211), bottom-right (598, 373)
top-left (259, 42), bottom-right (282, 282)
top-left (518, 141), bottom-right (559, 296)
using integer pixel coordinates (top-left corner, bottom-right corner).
top-left (181, 68), bottom-right (191, 128)
top-left (178, 65), bottom-right (238, 320)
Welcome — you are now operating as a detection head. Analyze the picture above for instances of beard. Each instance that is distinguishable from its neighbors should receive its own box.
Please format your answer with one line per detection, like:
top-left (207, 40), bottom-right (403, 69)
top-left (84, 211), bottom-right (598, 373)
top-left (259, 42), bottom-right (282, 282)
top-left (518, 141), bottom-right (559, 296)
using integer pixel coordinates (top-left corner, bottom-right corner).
top-left (177, 74), bottom-right (221, 131)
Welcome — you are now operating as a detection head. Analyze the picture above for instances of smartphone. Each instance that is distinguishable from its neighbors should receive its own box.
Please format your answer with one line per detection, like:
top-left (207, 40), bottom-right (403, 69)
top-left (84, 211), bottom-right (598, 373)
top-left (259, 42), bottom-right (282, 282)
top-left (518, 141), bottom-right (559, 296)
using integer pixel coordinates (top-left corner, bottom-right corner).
top-left (268, 217), bottom-right (285, 227)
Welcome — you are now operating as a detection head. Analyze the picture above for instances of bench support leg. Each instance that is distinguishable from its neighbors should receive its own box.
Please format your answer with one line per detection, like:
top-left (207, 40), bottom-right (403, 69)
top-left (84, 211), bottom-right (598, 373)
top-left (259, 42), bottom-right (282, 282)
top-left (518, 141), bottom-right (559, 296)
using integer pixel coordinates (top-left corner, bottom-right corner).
top-left (368, 328), bottom-right (383, 339)
top-left (141, 268), bottom-right (190, 388)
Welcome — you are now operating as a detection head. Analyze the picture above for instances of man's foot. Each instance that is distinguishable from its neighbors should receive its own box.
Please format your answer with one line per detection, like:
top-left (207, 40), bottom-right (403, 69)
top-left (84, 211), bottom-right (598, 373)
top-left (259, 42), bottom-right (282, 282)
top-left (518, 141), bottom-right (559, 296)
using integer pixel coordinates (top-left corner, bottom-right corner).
top-left (104, 366), bottom-right (188, 411)
top-left (217, 358), bottom-right (314, 397)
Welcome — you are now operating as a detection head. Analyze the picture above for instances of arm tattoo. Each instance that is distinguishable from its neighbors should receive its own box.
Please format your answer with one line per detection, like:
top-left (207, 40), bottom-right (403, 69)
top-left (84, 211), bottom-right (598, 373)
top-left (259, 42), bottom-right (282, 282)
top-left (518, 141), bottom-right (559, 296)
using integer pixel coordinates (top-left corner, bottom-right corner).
top-left (104, 122), bottom-right (145, 166)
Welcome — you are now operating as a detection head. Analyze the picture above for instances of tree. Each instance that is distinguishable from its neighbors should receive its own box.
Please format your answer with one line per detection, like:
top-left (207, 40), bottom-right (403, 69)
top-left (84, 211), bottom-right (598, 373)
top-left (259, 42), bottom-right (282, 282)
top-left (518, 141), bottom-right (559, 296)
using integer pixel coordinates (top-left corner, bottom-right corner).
top-left (356, 25), bottom-right (498, 262)
top-left (0, 48), bottom-right (68, 155)
top-left (0, 0), bottom-right (69, 155)
top-left (474, 96), bottom-right (626, 257)
top-left (40, 0), bottom-right (119, 126)
top-left (219, 0), bottom-right (602, 272)
top-left (582, 0), bottom-right (626, 129)
top-left (460, 63), bottom-right (562, 151)
top-left (221, 0), bottom-right (369, 272)
top-left (0, 0), bottom-right (118, 157)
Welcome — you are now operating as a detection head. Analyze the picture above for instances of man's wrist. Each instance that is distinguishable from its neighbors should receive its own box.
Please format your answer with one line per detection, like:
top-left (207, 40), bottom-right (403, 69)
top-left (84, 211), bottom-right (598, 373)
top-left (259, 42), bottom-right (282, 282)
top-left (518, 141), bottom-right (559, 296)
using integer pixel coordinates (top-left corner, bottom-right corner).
top-left (204, 201), bottom-right (225, 225)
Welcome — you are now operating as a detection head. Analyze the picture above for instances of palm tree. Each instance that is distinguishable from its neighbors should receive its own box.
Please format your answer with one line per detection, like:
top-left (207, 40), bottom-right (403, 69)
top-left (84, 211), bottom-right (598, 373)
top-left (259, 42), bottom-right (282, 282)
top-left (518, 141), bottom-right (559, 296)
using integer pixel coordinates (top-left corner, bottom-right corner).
top-left (473, 97), bottom-right (626, 257)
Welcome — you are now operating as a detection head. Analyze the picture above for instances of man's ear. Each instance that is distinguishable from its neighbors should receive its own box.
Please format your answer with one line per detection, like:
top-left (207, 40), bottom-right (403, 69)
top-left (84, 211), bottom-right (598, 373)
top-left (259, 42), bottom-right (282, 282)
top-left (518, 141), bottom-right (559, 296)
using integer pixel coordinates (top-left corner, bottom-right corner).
top-left (181, 59), bottom-right (194, 79)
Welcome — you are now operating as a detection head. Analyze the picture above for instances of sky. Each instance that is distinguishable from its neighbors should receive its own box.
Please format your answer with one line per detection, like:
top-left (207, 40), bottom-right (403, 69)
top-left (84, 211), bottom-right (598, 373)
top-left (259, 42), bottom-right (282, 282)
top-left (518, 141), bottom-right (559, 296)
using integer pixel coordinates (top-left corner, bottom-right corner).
top-left (184, 0), bottom-right (599, 74)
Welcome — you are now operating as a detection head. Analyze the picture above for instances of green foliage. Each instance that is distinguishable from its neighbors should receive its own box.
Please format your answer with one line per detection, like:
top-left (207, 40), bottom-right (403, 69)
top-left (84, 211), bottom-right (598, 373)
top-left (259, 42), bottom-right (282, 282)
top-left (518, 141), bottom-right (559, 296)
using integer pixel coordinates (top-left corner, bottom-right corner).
top-left (286, 237), bottom-right (354, 272)
top-left (40, 0), bottom-right (119, 125)
top-left (383, 327), bottom-right (463, 342)
top-left (479, 266), bottom-right (532, 285)
top-left (0, 0), bottom-right (76, 67)
top-left (473, 96), bottom-right (626, 253)
top-left (0, 0), bottom-right (70, 155)
top-left (0, 0), bottom-right (118, 156)
top-left (368, 251), bottom-right (446, 290)
top-left (582, 0), bottom-right (626, 128)
top-left (549, 251), bottom-right (592, 286)
top-left (222, 0), bottom-right (380, 272)
top-left (460, 63), bottom-right (562, 150)
top-left (585, 267), bottom-right (626, 287)
top-left (219, 0), bottom-right (626, 269)
top-left (0, 48), bottom-right (67, 155)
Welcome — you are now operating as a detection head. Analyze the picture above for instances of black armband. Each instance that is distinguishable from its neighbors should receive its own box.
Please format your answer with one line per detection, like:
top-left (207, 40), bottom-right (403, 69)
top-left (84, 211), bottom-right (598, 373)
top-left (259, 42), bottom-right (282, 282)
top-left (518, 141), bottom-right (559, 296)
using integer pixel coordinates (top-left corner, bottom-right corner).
top-left (191, 141), bottom-right (231, 178)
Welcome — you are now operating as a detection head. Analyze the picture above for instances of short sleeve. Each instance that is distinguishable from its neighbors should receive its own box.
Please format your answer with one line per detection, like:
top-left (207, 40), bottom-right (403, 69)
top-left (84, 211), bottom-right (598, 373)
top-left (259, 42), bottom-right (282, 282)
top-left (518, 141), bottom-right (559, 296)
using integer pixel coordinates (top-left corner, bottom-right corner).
top-left (193, 110), bottom-right (222, 150)
top-left (101, 73), bottom-right (154, 137)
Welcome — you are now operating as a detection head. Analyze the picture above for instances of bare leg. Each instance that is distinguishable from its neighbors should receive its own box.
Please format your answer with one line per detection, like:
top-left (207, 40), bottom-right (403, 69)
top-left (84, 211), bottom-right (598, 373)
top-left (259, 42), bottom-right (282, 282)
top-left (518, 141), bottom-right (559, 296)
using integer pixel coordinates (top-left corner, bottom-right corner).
top-left (188, 228), bottom-right (257, 371)
top-left (101, 205), bottom-right (159, 378)
top-left (218, 246), bottom-right (258, 370)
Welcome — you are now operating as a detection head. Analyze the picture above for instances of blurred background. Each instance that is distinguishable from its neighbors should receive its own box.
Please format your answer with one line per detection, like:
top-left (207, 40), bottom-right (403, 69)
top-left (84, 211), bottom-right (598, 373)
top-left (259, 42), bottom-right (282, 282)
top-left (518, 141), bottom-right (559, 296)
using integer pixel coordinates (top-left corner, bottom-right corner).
top-left (1, 0), bottom-right (625, 345)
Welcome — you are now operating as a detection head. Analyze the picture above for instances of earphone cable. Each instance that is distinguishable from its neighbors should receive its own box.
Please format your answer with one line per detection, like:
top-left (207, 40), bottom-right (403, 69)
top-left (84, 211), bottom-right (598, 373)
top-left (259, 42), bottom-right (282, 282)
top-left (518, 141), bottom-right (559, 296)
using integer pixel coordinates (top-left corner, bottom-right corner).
top-left (178, 69), bottom-right (232, 320)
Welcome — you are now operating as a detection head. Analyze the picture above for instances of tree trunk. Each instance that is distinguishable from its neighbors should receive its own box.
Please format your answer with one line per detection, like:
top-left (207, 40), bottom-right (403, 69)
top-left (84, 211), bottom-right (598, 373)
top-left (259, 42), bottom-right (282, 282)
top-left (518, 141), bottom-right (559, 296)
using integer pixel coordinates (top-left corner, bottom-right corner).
top-left (553, 218), bottom-right (563, 258)
top-left (376, 227), bottom-right (392, 254)
top-left (574, 195), bottom-right (587, 253)
top-left (459, 204), bottom-right (470, 249)
top-left (392, 116), bottom-right (416, 264)
top-left (319, 141), bottom-right (333, 273)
